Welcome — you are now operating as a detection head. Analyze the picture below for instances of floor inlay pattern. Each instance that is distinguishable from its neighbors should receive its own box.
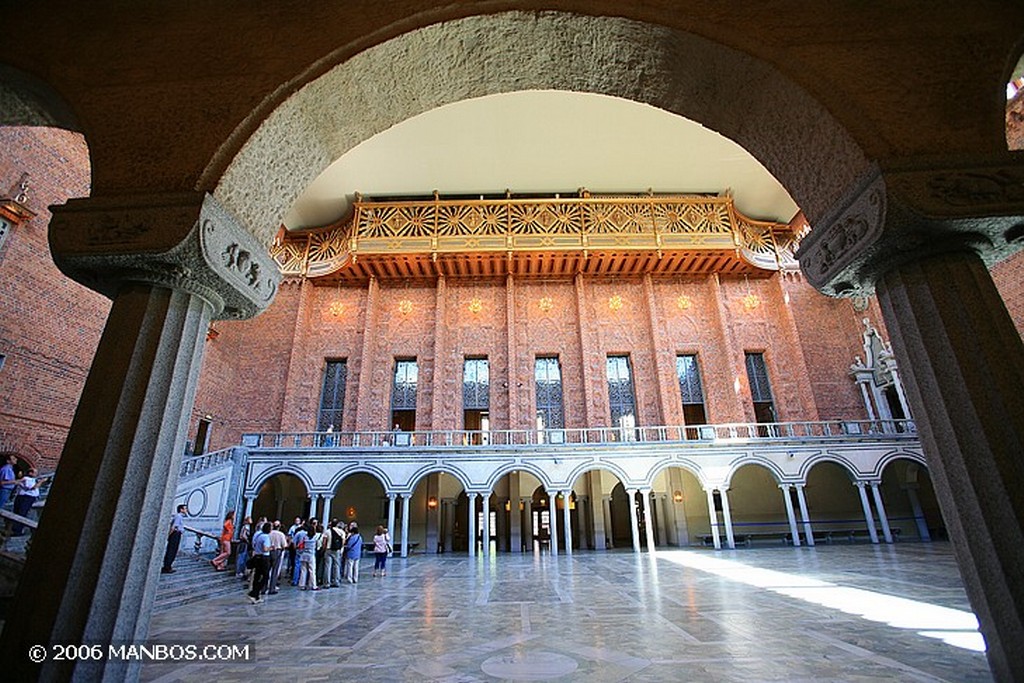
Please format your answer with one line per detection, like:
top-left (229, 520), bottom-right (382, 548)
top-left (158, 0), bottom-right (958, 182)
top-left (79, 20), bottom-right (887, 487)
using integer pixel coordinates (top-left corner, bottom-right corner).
top-left (142, 543), bottom-right (992, 682)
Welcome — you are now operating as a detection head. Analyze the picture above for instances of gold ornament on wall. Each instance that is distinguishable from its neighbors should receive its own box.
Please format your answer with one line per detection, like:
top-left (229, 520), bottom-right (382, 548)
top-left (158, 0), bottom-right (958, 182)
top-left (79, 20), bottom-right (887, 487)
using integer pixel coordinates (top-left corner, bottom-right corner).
top-left (468, 297), bottom-right (483, 314)
top-left (328, 300), bottom-right (345, 317)
top-left (538, 296), bottom-right (554, 312)
top-left (609, 294), bottom-right (624, 312)
top-left (741, 276), bottom-right (761, 311)
top-left (398, 299), bottom-right (413, 315)
top-left (676, 295), bottom-right (693, 311)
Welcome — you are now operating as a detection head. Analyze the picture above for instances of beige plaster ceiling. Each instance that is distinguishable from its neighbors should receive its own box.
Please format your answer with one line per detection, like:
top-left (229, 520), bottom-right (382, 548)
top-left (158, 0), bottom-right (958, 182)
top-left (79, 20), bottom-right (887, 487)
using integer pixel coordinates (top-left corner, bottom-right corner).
top-left (283, 90), bottom-right (799, 231)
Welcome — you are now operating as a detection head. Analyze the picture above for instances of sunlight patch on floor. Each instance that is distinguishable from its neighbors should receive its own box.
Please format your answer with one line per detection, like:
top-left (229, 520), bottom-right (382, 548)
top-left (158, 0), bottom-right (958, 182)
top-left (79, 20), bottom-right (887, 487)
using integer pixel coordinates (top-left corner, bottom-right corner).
top-left (661, 551), bottom-right (985, 652)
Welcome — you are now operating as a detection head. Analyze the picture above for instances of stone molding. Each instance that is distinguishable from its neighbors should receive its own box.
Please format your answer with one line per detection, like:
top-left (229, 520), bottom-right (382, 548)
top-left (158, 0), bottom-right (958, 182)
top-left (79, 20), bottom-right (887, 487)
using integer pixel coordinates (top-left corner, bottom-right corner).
top-left (797, 156), bottom-right (1024, 297)
top-left (49, 192), bottom-right (280, 319)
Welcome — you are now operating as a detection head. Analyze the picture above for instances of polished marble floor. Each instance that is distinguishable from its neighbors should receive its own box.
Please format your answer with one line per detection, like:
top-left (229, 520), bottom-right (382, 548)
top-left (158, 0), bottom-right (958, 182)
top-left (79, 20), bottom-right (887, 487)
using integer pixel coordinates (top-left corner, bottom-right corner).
top-left (142, 542), bottom-right (992, 682)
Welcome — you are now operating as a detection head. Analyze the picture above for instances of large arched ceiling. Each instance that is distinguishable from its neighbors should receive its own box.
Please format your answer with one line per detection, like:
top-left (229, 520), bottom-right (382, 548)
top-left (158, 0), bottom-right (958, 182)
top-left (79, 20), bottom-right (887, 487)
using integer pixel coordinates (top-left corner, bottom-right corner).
top-left (283, 90), bottom-right (800, 231)
top-left (217, 12), bottom-right (866, 246)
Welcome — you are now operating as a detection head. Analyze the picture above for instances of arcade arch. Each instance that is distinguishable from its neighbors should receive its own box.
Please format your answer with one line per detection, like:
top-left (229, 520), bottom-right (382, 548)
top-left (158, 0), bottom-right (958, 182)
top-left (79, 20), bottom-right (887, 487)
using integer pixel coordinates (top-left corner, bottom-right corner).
top-left (252, 472), bottom-right (308, 524)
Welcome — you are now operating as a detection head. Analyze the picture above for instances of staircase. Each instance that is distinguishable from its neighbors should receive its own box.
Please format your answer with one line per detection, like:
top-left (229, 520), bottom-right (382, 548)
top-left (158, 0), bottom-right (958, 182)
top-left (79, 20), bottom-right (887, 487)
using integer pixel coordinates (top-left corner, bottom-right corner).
top-left (154, 553), bottom-right (246, 612)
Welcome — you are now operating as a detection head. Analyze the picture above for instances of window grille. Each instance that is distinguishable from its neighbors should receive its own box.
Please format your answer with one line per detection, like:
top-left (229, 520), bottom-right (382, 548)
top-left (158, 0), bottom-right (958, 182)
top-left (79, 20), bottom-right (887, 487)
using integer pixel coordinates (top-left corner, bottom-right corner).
top-left (317, 359), bottom-right (348, 431)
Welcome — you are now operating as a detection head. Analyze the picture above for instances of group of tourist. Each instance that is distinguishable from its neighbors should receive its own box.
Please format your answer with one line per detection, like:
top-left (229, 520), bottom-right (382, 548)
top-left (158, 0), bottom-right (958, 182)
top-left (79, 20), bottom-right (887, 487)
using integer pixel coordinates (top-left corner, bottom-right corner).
top-left (0, 454), bottom-right (50, 536)
top-left (161, 503), bottom-right (392, 605)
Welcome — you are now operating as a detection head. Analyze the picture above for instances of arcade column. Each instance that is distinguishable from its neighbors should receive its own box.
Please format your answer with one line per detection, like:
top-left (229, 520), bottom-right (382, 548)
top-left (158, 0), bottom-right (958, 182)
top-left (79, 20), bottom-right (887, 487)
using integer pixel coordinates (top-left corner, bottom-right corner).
top-left (0, 192), bottom-right (279, 682)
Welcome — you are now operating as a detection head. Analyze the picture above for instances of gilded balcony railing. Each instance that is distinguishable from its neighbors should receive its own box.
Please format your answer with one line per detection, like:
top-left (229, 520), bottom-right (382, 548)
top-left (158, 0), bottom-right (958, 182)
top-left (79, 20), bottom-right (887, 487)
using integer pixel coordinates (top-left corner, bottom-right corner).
top-left (271, 192), bottom-right (800, 279)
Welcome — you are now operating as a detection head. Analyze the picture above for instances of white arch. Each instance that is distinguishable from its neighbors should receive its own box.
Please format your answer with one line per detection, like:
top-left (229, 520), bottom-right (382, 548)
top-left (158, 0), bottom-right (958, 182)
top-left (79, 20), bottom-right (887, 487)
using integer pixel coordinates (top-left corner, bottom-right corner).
top-left (246, 466), bottom-right (313, 498)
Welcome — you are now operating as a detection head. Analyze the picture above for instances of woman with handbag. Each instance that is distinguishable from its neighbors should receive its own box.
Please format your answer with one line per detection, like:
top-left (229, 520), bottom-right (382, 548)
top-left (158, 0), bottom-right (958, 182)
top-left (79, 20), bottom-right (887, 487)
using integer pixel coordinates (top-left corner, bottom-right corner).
top-left (372, 525), bottom-right (391, 577)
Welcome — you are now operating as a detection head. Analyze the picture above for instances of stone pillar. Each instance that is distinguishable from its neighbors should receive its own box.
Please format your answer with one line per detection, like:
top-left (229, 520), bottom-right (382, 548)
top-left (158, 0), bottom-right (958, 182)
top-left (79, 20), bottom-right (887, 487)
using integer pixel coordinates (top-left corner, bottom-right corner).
top-left (640, 489), bottom-right (656, 554)
top-left (400, 493), bottom-right (412, 558)
top-left (780, 485), bottom-right (801, 546)
top-left (601, 495), bottom-right (613, 549)
top-left (467, 493), bottom-right (478, 557)
top-left (561, 490), bottom-right (573, 555)
top-left (321, 495), bottom-right (334, 524)
top-left (481, 494), bottom-right (491, 557)
top-left (548, 491), bottom-right (559, 556)
top-left (653, 494), bottom-right (668, 548)
top-left (719, 488), bottom-right (736, 549)
top-left (243, 496), bottom-right (254, 520)
top-left (626, 488), bottom-right (642, 554)
top-left (705, 489), bottom-right (721, 550)
top-left (424, 473), bottom-right (440, 553)
top-left (870, 482), bottom-right (894, 543)
top-left (509, 474), bottom-right (522, 553)
top-left (855, 482), bottom-right (879, 544)
top-left (0, 193), bottom-right (279, 682)
top-left (443, 497), bottom-right (456, 552)
top-left (905, 486), bottom-right (931, 541)
top-left (574, 274), bottom-right (602, 426)
top-left (795, 484), bottom-right (815, 547)
top-left (387, 494), bottom-right (397, 545)
top-left (520, 498), bottom-right (533, 551)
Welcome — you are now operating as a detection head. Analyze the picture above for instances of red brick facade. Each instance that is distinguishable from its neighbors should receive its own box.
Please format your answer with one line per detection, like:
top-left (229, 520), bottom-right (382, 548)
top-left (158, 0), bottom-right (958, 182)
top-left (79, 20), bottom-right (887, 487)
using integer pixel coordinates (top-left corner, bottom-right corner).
top-left (191, 268), bottom-right (901, 452)
top-left (0, 128), bottom-right (107, 471)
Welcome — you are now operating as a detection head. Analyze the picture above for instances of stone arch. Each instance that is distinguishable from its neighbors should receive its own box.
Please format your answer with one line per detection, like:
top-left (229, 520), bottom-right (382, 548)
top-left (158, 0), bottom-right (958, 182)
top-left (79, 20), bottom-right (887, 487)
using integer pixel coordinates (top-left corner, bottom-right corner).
top-left (796, 452), bottom-right (859, 482)
top-left (407, 463), bottom-right (472, 493)
top-left (0, 64), bottom-right (81, 131)
top-left (250, 471), bottom-right (310, 524)
top-left (564, 459), bottom-right (632, 489)
top-left (484, 461), bottom-right (552, 492)
top-left (325, 464), bottom-right (391, 492)
top-left (648, 458), bottom-right (708, 490)
top-left (722, 456), bottom-right (786, 488)
top-left (869, 448), bottom-right (929, 480)
top-left (247, 465), bottom-right (313, 496)
top-left (213, 11), bottom-right (870, 244)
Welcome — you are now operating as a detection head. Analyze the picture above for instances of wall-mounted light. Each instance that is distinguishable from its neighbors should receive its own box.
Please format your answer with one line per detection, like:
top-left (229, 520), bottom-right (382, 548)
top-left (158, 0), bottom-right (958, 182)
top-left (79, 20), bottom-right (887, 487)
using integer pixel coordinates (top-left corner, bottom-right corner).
top-left (398, 299), bottom-right (413, 315)
top-left (346, 506), bottom-right (356, 518)
top-left (504, 500), bottom-right (511, 512)
top-left (427, 496), bottom-right (438, 509)
top-left (676, 295), bottom-right (693, 311)
top-left (609, 294), bottom-right (624, 312)
top-left (468, 297), bottom-right (483, 314)
top-left (539, 296), bottom-right (553, 312)
top-left (328, 300), bottom-right (345, 317)
top-left (673, 490), bottom-right (684, 503)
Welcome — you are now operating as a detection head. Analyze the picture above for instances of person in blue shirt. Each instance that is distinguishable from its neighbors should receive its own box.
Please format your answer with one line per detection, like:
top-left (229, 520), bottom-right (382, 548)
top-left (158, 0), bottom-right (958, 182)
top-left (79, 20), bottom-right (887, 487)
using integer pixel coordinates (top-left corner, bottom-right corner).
top-left (344, 521), bottom-right (363, 584)
top-left (0, 454), bottom-right (18, 510)
top-left (248, 521), bottom-right (273, 604)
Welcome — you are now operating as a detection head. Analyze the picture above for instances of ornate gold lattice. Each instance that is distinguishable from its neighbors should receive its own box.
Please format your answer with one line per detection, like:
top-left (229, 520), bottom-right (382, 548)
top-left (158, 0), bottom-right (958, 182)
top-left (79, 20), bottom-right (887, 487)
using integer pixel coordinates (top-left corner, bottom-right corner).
top-left (270, 192), bottom-right (799, 278)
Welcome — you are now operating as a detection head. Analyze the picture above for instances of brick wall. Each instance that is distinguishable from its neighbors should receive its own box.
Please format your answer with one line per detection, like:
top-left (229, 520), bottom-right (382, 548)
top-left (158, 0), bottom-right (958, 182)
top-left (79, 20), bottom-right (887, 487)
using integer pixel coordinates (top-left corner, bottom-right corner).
top-left (0, 127), bottom-right (106, 471)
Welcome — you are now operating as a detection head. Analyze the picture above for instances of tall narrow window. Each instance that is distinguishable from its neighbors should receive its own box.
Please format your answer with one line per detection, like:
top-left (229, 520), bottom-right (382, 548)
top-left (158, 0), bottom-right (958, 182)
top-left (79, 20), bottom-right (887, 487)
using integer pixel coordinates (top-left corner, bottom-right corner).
top-left (676, 354), bottom-right (707, 430)
top-left (318, 359), bottom-right (348, 431)
top-left (463, 357), bottom-right (490, 444)
top-left (535, 356), bottom-right (564, 441)
top-left (193, 416), bottom-right (212, 456)
top-left (606, 355), bottom-right (638, 441)
top-left (390, 358), bottom-right (418, 432)
top-left (745, 352), bottom-right (776, 426)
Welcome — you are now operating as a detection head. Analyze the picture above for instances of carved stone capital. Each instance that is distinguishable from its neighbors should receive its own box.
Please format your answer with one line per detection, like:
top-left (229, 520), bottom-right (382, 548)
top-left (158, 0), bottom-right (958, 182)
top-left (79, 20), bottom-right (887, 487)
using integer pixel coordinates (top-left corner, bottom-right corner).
top-left (797, 155), bottom-right (1024, 297)
top-left (49, 192), bottom-right (280, 319)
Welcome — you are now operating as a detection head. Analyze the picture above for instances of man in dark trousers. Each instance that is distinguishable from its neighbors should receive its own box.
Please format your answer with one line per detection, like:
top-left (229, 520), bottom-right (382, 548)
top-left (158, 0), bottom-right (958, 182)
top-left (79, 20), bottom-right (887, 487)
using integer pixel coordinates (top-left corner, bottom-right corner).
top-left (161, 504), bottom-right (187, 573)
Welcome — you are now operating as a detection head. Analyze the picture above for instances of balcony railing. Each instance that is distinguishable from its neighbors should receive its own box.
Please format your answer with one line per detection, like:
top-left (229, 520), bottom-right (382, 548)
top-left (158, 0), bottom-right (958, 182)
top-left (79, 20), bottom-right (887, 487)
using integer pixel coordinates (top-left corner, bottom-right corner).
top-left (241, 419), bottom-right (917, 450)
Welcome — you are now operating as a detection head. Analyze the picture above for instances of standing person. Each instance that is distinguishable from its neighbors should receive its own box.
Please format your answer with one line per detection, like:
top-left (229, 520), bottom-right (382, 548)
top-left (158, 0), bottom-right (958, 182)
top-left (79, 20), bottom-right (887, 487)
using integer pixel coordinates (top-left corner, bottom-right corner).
top-left (295, 522), bottom-right (321, 590)
top-left (267, 520), bottom-right (288, 594)
top-left (344, 521), bottom-right (363, 584)
top-left (287, 516), bottom-right (303, 586)
top-left (235, 515), bottom-right (252, 578)
top-left (211, 510), bottom-right (235, 571)
top-left (11, 466), bottom-right (48, 536)
top-left (248, 521), bottom-right (273, 605)
top-left (323, 519), bottom-right (345, 588)
top-left (0, 454), bottom-right (18, 510)
top-left (161, 504), bottom-right (187, 574)
top-left (372, 525), bottom-right (392, 577)
top-left (315, 520), bottom-right (327, 587)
